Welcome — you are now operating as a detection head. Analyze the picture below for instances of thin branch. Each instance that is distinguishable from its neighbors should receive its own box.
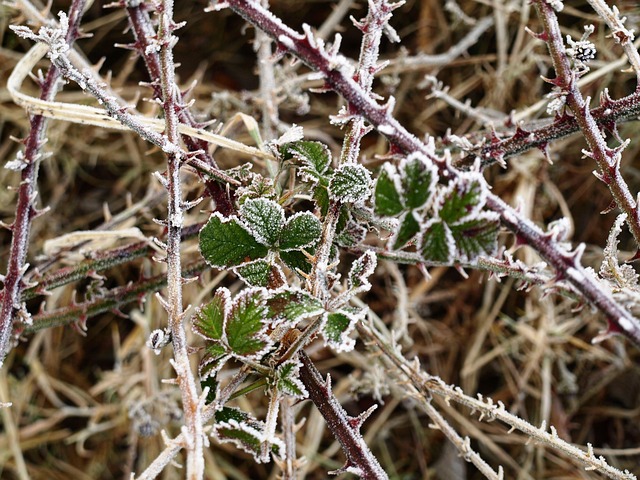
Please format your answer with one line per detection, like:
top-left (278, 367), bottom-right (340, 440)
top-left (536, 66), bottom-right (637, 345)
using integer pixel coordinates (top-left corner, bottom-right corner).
top-left (22, 260), bottom-right (207, 334)
top-left (585, 0), bottom-right (640, 85)
top-left (357, 320), bottom-right (637, 480)
top-left (155, 0), bottom-right (205, 476)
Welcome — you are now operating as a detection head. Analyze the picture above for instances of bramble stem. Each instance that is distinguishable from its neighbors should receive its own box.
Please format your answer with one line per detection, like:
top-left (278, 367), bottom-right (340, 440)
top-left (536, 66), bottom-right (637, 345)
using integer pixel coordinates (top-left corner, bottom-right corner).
top-left (533, 0), bottom-right (640, 251)
top-left (0, 0), bottom-right (88, 367)
top-left (156, 0), bottom-right (205, 476)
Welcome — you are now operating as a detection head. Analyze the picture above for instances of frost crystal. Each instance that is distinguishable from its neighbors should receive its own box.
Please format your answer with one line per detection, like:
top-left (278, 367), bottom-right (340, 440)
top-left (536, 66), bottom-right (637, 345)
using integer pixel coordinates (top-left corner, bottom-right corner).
top-left (545, 0), bottom-right (563, 12)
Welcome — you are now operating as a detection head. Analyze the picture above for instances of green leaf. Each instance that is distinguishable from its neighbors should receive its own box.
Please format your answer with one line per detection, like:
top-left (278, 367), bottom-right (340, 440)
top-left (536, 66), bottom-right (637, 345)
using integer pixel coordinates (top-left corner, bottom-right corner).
top-left (322, 309), bottom-right (363, 352)
top-left (235, 261), bottom-right (284, 288)
top-left (240, 198), bottom-right (285, 247)
top-left (335, 219), bottom-right (367, 247)
top-left (226, 289), bottom-right (271, 357)
top-left (280, 249), bottom-right (313, 275)
top-left (215, 406), bottom-right (251, 424)
top-left (193, 288), bottom-right (229, 341)
top-left (282, 140), bottom-right (332, 180)
top-left (420, 220), bottom-right (454, 263)
top-left (329, 164), bottom-right (372, 204)
top-left (266, 288), bottom-right (324, 325)
top-left (438, 175), bottom-right (485, 224)
top-left (214, 407), bottom-right (282, 461)
top-left (374, 165), bottom-right (403, 216)
top-left (274, 360), bottom-right (307, 399)
top-left (392, 211), bottom-right (420, 250)
top-left (313, 186), bottom-right (330, 217)
top-left (400, 153), bottom-right (437, 210)
top-left (279, 212), bottom-right (322, 250)
top-left (200, 213), bottom-right (269, 268)
top-left (450, 213), bottom-right (500, 261)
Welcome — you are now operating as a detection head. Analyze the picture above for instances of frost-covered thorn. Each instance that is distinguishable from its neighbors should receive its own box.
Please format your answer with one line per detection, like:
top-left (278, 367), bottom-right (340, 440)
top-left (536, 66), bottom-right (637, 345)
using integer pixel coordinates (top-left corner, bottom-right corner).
top-left (155, 292), bottom-right (171, 312)
top-left (524, 26), bottom-right (547, 41)
top-left (545, 0), bottom-right (564, 12)
top-left (152, 170), bottom-right (169, 189)
top-left (350, 15), bottom-right (367, 33)
top-left (347, 404), bottom-right (377, 431)
top-left (180, 197), bottom-right (203, 212)
top-left (204, 0), bottom-right (230, 12)
top-left (600, 199), bottom-right (617, 215)
top-left (301, 23), bottom-right (320, 50)
top-left (326, 33), bottom-right (342, 59)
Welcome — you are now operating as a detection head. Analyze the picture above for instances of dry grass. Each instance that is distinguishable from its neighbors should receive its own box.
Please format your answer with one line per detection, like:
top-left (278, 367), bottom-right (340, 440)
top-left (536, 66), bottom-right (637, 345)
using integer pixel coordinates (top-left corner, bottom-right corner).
top-left (1, 0), bottom-right (640, 478)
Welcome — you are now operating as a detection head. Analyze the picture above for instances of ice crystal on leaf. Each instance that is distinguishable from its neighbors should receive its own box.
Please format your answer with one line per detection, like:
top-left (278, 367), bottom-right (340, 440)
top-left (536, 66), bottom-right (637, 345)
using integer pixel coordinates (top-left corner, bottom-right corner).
top-left (329, 164), bottom-right (373, 204)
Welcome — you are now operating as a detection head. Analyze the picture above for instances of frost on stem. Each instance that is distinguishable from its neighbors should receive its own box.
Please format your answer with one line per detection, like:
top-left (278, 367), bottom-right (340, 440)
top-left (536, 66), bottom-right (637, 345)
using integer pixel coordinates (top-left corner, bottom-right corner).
top-left (11, 12), bottom-right (70, 61)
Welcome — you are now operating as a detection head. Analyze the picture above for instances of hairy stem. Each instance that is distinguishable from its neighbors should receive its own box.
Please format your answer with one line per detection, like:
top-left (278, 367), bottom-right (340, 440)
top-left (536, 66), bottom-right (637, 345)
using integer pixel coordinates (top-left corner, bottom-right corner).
top-left (23, 260), bottom-right (207, 334)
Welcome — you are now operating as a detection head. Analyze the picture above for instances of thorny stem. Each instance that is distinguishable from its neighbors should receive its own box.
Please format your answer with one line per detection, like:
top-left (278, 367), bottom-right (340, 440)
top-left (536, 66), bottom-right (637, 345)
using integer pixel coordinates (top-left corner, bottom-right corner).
top-left (533, 0), bottom-right (640, 252)
top-left (467, 90), bottom-right (640, 168)
top-left (222, 0), bottom-right (640, 346)
top-left (124, 0), bottom-right (235, 215)
top-left (357, 320), bottom-right (636, 480)
top-left (156, 0), bottom-right (205, 477)
top-left (22, 260), bottom-right (207, 334)
top-left (298, 351), bottom-right (388, 479)
top-left (0, 0), bottom-right (88, 367)
top-left (21, 222), bottom-right (203, 302)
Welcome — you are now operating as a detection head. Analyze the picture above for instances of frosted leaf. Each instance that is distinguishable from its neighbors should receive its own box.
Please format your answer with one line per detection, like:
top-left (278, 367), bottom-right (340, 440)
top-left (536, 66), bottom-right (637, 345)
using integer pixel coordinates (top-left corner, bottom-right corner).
top-left (420, 219), bottom-right (454, 263)
top-left (213, 407), bottom-right (284, 463)
top-left (240, 198), bottom-right (286, 247)
top-left (335, 220), bottom-right (367, 247)
top-left (398, 152), bottom-right (438, 210)
top-left (347, 250), bottom-right (377, 293)
top-left (226, 288), bottom-right (273, 358)
top-left (329, 164), bottom-right (372, 204)
top-left (193, 287), bottom-right (231, 342)
top-left (266, 287), bottom-right (324, 326)
top-left (199, 212), bottom-right (269, 268)
top-left (281, 140), bottom-right (332, 183)
top-left (391, 211), bottom-right (421, 250)
top-left (279, 211), bottom-right (322, 250)
top-left (193, 287), bottom-right (274, 361)
top-left (450, 211), bottom-right (501, 262)
top-left (274, 359), bottom-right (308, 399)
top-left (321, 308), bottom-right (365, 352)
top-left (234, 261), bottom-right (285, 288)
top-left (436, 172), bottom-right (487, 224)
top-left (374, 163), bottom-right (403, 217)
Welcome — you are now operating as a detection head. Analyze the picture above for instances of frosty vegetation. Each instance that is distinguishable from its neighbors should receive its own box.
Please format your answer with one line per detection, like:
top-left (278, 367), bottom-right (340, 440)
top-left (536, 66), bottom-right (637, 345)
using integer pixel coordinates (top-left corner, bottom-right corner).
top-left (2, 0), bottom-right (640, 478)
